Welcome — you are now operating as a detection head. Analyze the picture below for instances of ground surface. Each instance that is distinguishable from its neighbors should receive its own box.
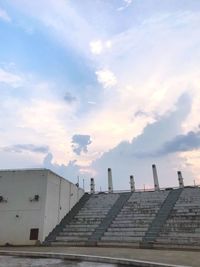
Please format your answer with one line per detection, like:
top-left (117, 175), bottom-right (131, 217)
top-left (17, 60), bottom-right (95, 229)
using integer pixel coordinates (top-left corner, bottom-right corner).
top-left (0, 246), bottom-right (199, 267)
top-left (0, 255), bottom-right (115, 267)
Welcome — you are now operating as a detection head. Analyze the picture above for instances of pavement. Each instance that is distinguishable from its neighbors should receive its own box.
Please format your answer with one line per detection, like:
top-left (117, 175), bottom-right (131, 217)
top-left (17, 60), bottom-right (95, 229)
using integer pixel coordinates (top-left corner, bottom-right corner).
top-left (0, 246), bottom-right (199, 267)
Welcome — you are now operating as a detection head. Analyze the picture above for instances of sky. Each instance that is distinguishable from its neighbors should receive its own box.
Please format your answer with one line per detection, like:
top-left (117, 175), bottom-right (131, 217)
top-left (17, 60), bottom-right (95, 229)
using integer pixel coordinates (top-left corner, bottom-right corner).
top-left (0, 0), bottom-right (200, 191)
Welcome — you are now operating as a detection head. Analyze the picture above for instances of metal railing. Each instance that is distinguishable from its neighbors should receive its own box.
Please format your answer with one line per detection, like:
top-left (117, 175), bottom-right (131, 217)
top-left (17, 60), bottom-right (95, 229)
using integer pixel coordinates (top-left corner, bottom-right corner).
top-left (87, 184), bottom-right (200, 194)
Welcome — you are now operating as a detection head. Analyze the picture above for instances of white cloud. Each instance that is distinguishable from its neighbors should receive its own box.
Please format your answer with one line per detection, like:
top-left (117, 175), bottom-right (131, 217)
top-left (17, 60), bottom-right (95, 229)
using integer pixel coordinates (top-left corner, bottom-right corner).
top-left (6, 0), bottom-right (94, 55)
top-left (90, 40), bottom-right (112, 55)
top-left (105, 40), bottom-right (112, 49)
top-left (90, 95), bottom-right (195, 190)
top-left (0, 68), bottom-right (80, 169)
top-left (19, 97), bottom-right (78, 163)
top-left (87, 101), bottom-right (96, 105)
top-left (90, 40), bottom-right (103, 55)
top-left (179, 150), bottom-right (200, 183)
top-left (1, 3), bottom-right (200, 188)
top-left (0, 7), bottom-right (11, 22)
top-left (118, 0), bottom-right (133, 11)
top-left (0, 68), bottom-right (22, 87)
top-left (95, 69), bottom-right (117, 88)
top-left (77, 11), bottom-right (200, 185)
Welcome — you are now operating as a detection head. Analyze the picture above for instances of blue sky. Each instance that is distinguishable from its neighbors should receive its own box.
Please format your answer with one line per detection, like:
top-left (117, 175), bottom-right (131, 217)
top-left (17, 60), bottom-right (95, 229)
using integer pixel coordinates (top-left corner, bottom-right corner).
top-left (0, 0), bottom-right (200, 191)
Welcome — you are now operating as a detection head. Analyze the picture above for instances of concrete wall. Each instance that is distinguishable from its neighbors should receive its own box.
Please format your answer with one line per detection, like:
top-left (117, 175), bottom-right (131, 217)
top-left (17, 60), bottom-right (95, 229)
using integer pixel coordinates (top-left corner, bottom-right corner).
top-left (43, 171), bottom-right (84, 240)
top-left (0, 169), bottom-right (84, 245)
top-left (0, 170), bottom-right (47, 245)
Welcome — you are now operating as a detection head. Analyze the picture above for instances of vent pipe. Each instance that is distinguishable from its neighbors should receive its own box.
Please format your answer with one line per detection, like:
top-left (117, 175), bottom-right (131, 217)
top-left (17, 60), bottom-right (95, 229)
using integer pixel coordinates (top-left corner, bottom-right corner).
top-left (130, 175), bottom-right (135, 192)
top-left (90, 178), bottom-right (95, 194)
top-left (108, 168), bottom-right (113, 193)
top-left (177, 171), bottom-right (184, 188)
top-left (152, 164), bottom-right (160, 191)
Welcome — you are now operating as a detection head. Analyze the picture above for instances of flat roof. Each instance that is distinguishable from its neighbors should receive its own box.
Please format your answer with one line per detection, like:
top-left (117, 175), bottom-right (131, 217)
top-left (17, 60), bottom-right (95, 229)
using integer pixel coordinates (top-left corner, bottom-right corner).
top-left (0, 168), bottom-right (82, 189)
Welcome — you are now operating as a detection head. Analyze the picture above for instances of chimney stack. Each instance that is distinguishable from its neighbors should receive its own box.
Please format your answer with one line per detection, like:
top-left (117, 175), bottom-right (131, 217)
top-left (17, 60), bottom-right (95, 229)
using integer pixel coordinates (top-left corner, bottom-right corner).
top-left (108, 168), bottom-right (113, 193)
top-left (90, 178), bottom-right (95, 194)
top-left (152, 164), bottom-right (160, 191)
top-left (130, 175), bottom-right (135, 192)
top-left (177, 171), bottom-right (184, 188)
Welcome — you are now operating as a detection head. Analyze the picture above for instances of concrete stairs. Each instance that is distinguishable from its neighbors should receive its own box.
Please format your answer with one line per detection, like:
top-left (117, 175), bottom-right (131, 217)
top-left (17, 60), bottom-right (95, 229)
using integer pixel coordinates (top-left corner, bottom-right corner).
top-left (43, 187), bottom-right (200, 248)
top-left (88, 192), bottom-right (132, 244)
top-left (43, 193), bottom-right (91, 245)
top-left (51, 193), bottom-right (120, 246)
top-left (141, 188), bottom-right (183, 248)
top-left (155, 187), bottom-right (200, 248)
top-left (99, 190), bottom-right (169, 246)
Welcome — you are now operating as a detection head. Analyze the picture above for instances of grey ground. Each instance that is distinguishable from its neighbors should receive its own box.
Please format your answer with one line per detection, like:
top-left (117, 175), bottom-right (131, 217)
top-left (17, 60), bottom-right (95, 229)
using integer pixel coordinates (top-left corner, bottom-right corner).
top-left (0, 246), bottom-right (199, 267)
top-left (0, 255), bottom-right (115, 267)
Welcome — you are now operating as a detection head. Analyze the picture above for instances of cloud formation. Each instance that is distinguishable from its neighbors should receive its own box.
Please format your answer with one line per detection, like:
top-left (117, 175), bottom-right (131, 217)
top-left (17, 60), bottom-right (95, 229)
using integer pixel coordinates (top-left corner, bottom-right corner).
top-left (43, 153), bottom-right (81, 182)
top-left (157, 131), bottom-right (200, 156)
top-left (72, 134), bottom-right (92, 155)
top-left (0, 68), bottom-right (22, 87)
top-left (91, 94), bottom-right (193, 190)
top-left (64, 92), bottom-right (77, 103)
top-left (0, 7), bottom-right (11, 22)
top-left (95, 69), bottom-right (117, 88)
top-left (2, 144), bottom-right (49, 154)
top-left (118, 0), bottom-right (133, 11)
top-left (90, 40), bottom-right (112, 55)
top-left (1, 1), bottom-right (200, 189)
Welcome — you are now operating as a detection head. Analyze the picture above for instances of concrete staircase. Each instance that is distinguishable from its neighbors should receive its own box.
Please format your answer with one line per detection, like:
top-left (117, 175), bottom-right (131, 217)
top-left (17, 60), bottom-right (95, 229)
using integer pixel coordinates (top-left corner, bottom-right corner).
top-left (155, 187), bottom-right (200, 248)
top-left (51, 193), bottom-right (120, 246)
top-left (99, 190), bottom-right (169, 246)
top-left (141, 188), bottom-right (183, 248)
top-left (43, 193), bottom-right (91, 245)
top-left (44, 187), bottom-right (200, 248)
top-left (88, 192), bottom-right (132, 244)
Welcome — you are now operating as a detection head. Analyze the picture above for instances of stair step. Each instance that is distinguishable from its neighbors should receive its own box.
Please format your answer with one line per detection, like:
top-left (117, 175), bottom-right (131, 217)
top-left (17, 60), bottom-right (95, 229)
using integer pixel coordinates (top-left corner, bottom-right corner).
top-left (56, 236), bottom-right (89, 241)
top-left (43, 193), bottom-right (91, 244)
top-left (52, 241), bottom-right (86, 246)
top-left (88, 193), bottom-right (132, 242)
top-left (142, 189), bottom-right (183, 245)
top-left (59, 231), bottom-right (93, 236)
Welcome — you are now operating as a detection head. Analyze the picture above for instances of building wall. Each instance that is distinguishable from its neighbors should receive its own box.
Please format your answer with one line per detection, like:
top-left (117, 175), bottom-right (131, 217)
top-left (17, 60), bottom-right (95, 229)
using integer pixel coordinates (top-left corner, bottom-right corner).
top-left (0, 169), bottom-right (84, 245)
top-left (42, 171), bottom-right (84, 240)
top-left (0, 170), bottom-right (47, 245)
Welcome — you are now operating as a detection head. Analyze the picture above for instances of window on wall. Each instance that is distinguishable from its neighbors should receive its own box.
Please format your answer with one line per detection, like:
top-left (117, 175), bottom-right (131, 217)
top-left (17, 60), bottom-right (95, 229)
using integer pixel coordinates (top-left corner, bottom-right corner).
top-left (29, 228), bottom-right (39, 240)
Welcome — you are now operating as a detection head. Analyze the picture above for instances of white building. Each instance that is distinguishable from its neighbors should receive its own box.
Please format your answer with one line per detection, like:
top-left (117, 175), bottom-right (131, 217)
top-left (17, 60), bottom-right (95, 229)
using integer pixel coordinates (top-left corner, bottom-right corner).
top-left (0, 169), bottom-right (84, 245)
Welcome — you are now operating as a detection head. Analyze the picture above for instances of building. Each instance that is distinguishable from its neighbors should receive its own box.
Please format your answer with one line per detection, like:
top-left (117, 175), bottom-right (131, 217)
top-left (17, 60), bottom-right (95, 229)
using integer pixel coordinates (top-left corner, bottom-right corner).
top-left (0, 169), bottom-right (84, 245)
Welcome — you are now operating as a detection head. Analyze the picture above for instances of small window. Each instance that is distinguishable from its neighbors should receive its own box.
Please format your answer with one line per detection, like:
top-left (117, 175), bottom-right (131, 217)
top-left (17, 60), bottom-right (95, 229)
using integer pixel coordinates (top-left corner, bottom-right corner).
top-left (30, 228), bottom-right (39, 240)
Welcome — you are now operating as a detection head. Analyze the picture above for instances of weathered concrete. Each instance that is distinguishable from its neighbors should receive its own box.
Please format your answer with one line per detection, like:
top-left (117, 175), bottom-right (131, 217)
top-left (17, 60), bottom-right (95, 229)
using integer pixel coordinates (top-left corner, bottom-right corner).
top-left (53, 193), bottom-right (120, 244)
top-left (41, 188), bottom-right (200, 248)
top-left (0, 249), bottom-right (190, 267)
top-left (156, 187), bottom-right (200, 247)
top-left (102, 191), bottom-right (169, 243)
